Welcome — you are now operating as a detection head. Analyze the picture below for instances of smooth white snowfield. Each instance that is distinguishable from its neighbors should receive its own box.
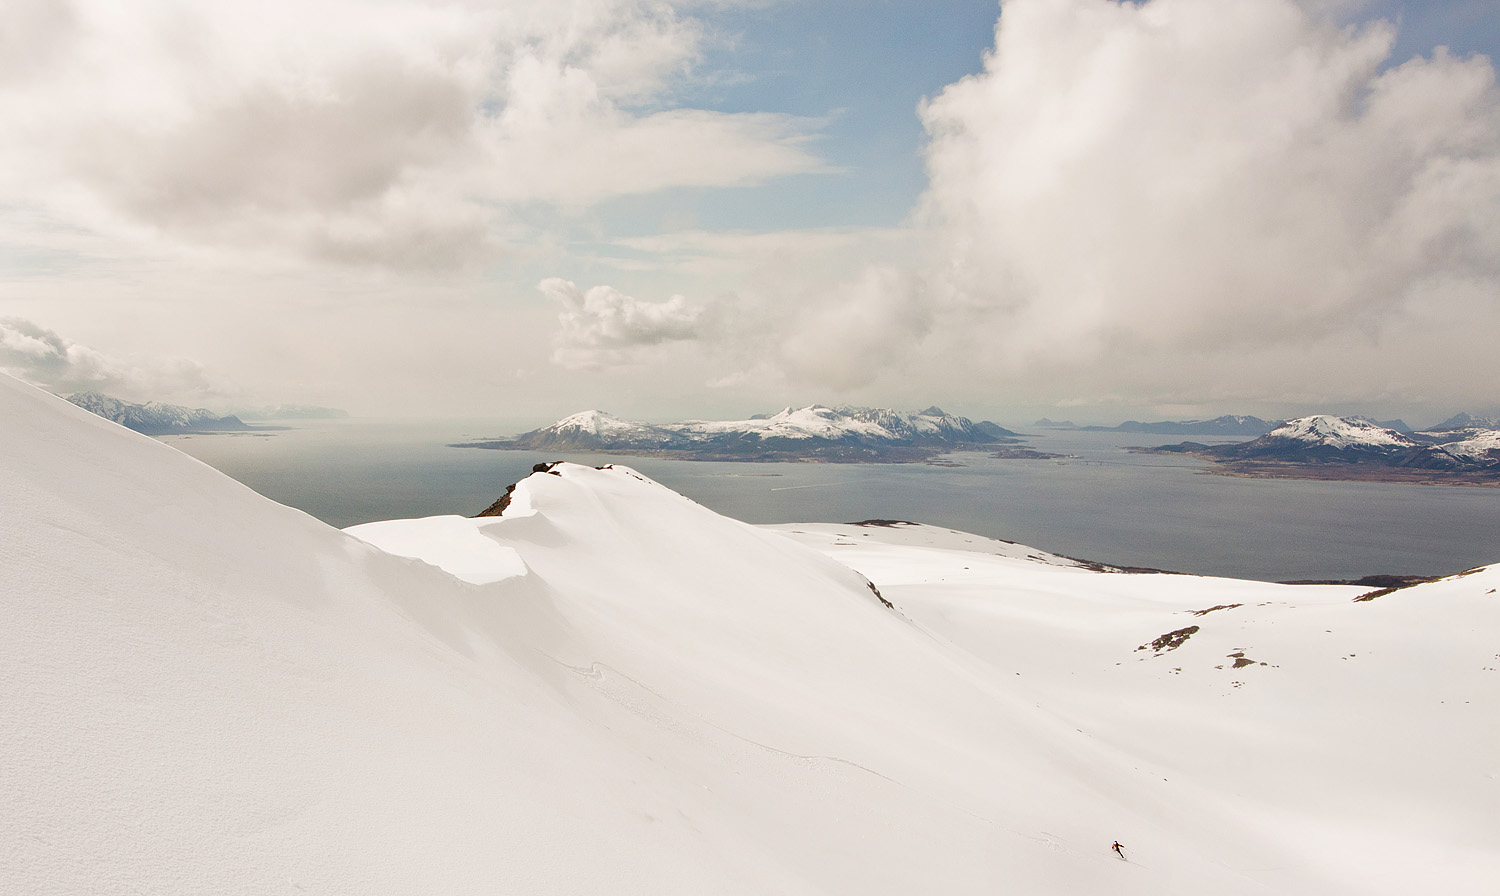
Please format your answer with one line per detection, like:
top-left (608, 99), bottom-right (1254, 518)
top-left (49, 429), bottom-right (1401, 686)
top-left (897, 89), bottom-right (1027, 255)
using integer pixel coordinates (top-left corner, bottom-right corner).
top-left (4, 377), bottom-right (1499, 894)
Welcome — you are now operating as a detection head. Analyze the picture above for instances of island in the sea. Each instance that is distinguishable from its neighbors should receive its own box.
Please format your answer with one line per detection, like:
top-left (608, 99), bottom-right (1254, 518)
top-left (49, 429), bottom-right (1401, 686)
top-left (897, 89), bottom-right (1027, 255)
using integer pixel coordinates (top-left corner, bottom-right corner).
top-left (1040, 414), bottom-right (1282, 436)
top-left (1140, 414), bottom-right (1500, 485)
top-left (456, 405), bottom-right (1055, 463)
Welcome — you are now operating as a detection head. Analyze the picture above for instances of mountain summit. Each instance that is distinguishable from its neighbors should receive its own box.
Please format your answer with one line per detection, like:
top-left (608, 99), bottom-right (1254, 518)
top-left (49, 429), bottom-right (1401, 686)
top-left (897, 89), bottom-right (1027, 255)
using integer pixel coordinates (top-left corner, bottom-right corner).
top-left (1261, 415), bottom-right (1419, 451)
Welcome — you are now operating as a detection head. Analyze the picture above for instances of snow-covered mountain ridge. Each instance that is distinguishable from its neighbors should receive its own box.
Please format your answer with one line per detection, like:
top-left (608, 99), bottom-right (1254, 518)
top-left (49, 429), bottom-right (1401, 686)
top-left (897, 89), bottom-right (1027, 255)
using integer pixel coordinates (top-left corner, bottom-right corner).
top-left (1266, 414), bottom-right (1419, 450)
top-left (465, 405), bottom-right (1020, 461)
top-left (5, 375), bottom-right (1500, 894)
top-left (1431, 412), bottom-right (1500, 432)
top-left (1151, 414), bottom-right (1500, 477)
top-left (1437, 429), bottom-right (1500, 465)
top-left (67, 390), bottom-right (248, 434)
top-left (1258, 414), bottom-right (1500, 467)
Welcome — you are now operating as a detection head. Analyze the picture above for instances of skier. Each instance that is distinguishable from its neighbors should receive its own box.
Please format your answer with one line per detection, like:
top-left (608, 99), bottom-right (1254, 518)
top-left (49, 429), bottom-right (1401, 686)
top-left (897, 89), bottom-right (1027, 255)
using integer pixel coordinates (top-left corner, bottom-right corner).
top-left (1111, 841), bottom-right (1125, 858)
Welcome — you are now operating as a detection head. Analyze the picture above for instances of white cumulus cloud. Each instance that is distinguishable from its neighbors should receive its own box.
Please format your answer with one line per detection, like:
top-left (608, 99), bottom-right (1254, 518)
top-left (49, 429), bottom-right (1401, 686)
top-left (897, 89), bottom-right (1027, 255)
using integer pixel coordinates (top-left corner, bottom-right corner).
top-left (542, 277), bottom-right (709, 369)
top-left (562, 0), bottom-right (1500, 414)
top-left (902, 0), bottom-right (1500, 407)
top-left (0, 0), bottom-right (824, 269)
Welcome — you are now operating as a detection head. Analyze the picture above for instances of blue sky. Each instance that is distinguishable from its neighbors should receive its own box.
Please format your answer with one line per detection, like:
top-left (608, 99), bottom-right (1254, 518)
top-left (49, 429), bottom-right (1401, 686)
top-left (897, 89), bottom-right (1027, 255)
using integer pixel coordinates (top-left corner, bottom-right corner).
top-left (672, 0), bottom-right (1006, 230)
top-left (2, 0), bottom-right (1499, 424)
top-left (604, 0), bottom-right (1500, 234)
top-left (1376, 0), bottom-right (1500, 61)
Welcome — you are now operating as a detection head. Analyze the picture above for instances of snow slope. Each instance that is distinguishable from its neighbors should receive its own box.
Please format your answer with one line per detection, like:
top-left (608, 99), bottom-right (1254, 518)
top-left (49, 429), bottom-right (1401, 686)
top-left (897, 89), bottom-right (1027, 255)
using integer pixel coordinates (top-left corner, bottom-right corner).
top-left (773, 523), bottom-right (1500, 894)
top-left (5, 375), bottom-right (1499, 894)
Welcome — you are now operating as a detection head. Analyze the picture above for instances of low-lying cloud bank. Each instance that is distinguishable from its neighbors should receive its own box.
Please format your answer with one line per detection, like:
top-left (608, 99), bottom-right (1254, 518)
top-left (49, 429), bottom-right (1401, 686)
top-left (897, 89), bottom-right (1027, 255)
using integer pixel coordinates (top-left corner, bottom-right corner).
top-left (0, 318), bottom-right (220, 403)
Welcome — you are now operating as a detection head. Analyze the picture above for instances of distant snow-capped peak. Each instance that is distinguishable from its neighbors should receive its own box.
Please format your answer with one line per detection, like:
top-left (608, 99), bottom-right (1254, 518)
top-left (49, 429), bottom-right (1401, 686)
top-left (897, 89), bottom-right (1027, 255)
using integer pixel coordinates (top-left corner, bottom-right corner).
top-left (669, 404), bottom-right (991, 443)
top-left (512, 404), bottom-right (1001, 452)
top-left (552, 410), bottom-right (649, 437)
top-left (1430, 412), bottom-right (1500, 433)
top-left (1269, 415), bottom-right (1417, 450)
top-left (531, 410), bottom-right (684, 448)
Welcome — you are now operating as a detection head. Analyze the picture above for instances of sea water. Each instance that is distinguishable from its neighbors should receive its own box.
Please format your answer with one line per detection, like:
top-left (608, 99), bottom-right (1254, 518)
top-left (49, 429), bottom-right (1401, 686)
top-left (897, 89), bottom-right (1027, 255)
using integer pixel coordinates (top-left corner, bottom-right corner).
top-left (162, 421), bottom-right (1500, 582)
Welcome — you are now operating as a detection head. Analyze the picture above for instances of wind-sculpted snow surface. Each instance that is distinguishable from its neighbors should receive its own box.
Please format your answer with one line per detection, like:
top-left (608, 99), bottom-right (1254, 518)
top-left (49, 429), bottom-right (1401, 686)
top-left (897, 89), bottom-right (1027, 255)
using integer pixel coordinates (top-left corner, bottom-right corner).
top-left (772, 523), bottom-right (1500, 895)
top-left (4, 374), bottom-right (1499, 894)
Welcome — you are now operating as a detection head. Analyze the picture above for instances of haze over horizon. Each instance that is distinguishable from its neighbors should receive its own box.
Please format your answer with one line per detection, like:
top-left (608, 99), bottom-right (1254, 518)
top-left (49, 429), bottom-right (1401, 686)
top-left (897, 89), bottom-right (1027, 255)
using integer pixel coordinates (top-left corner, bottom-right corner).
top-left (2, 0), bottom-right (1498, 426)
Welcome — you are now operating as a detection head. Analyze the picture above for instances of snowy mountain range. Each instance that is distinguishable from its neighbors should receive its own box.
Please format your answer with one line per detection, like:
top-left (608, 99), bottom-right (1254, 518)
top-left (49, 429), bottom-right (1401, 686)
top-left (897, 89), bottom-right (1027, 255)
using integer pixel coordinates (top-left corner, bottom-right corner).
top-left (1152, 414), bottom-right (1500, 477)
top-left (66, 391), bottom-right (249, 435)
top-left (466, 405), bottom-right (1022, 462)
top-left (1430, 412), bottom-right (1500, 432)
top-left (5, 373), bottom-right (1499, 894)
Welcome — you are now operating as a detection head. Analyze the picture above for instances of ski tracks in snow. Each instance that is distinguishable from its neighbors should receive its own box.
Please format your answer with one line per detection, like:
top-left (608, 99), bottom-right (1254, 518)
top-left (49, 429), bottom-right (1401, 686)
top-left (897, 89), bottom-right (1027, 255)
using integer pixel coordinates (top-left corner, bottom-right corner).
top-left (549, 655), bottom-right (1135, 866)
